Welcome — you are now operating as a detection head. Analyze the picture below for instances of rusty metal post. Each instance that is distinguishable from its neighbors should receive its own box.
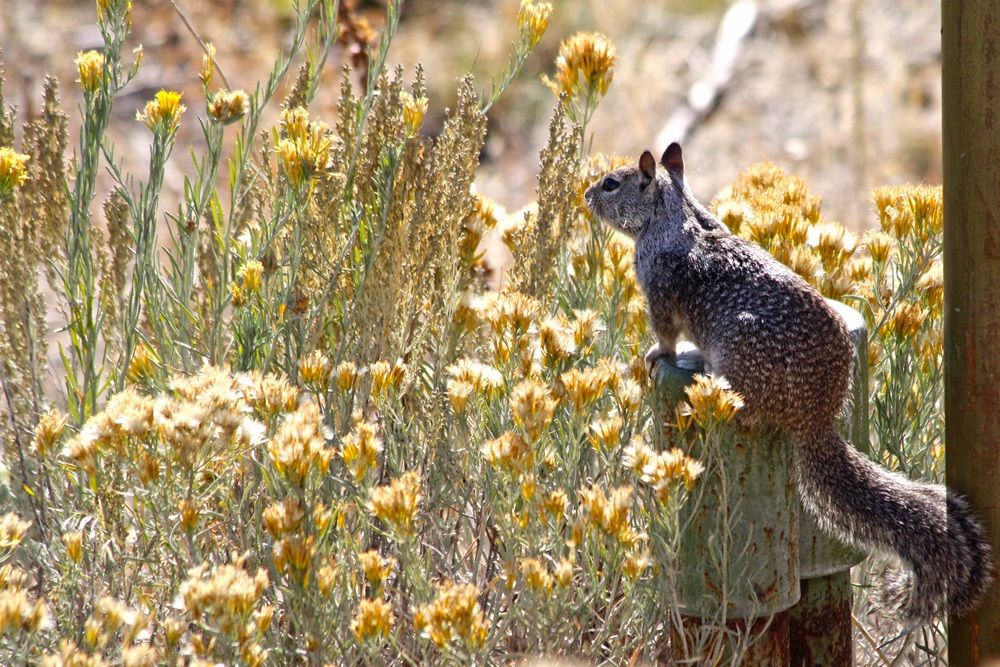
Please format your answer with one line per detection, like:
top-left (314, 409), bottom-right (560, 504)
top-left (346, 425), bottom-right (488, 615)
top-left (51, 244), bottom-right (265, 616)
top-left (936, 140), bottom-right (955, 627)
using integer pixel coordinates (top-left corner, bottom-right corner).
top-left (654, 346), bottom-right (797, 665)
top-left (943, 1), bottom-right (1000, 660)
top-left (788, 300), bottom-right (867, 667)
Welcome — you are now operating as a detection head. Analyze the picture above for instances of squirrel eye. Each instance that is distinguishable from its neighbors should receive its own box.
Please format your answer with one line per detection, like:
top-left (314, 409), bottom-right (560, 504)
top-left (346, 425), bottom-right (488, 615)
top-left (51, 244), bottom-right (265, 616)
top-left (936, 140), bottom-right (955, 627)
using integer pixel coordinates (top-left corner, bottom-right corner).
top-left (601, 177), bottom-right (620, 192)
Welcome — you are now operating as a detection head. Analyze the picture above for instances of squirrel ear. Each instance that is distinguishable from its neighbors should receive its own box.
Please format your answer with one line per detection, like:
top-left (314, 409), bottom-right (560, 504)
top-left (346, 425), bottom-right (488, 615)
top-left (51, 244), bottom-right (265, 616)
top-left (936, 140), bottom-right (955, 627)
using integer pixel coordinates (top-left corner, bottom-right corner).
top-left (639, 151), bottom-right (656, 187)
top-left (661, 143), bottom-right (684, 185)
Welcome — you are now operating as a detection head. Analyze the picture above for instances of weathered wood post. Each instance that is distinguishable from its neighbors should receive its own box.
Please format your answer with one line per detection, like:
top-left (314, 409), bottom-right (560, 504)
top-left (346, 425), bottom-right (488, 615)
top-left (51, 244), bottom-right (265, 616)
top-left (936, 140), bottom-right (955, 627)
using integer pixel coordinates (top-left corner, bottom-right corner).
top-left (651, 300), bottom-right (867, 665)
top-left (787, 300), bottom-right (867, 667)
top-left (942, 1), bottom-right (1000, 661)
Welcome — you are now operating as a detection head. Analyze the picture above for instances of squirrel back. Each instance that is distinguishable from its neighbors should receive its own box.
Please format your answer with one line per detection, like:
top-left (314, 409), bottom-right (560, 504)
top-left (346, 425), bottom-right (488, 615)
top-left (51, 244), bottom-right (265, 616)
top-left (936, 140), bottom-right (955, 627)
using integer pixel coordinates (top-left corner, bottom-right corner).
top-left (585, 144), bottom-right (992, 622)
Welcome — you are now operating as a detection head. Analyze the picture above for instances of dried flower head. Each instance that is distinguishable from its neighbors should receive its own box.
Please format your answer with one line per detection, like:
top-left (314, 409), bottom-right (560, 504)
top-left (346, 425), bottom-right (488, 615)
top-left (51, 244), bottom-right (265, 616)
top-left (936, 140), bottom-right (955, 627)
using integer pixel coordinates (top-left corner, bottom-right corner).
top-left (0, 513), bottom-right (31, 550)
top-left (414, 580), bottom-right (488, 650)
top-left (520, 558), bottom-right (553, 594)
top-left (370, 359), bottom-right (407, 397)
top-left (137, 90), bottom-right (186, 134)
top-left (518, 0), bottom-right (553, 48)
top-left (359, 550), bottom-right (396, 594)
top-left (341, 420), bottom-right (383, 480)
top-left (539, 316), bottom-right (576, 364)
top-left (679, 374), bottom-right (744, 427)
top-left (369, 471), bottom-right (422, 536)
top-left (560, 366), bottom-right (610, 413)
top-left (180, 556), bottom-right (269, 634)
top-left (32, 409), bottom-right (68, 459)
top-left (208, 89), bottom-right (250, 125)
top-left (262, 496), bottom-right (305, 538)
top-left (483, 431), bottom-right (533, 475)
top-left (244, 372), bottom-right (299, 419)
top-left (75, 51), bottom-right (105, 93)
top-left (298, 350), bottom-right (331, 389)
top-left (62, 532), bottom-right (83, 563)
top-left (543, 32), bottom-right (617, 99)
top-left (589, 415), bottom-right (624, 451)
top-left (0, 148), bottom-right (30, 200)
top-left (199, 43), bottom-right (216, 86)
top-left (509, 379), bottom-right (559, 441)
top-left (351, 599), bottom-right (394, 643)
top-left (267, 401), bottom-right (333, 487)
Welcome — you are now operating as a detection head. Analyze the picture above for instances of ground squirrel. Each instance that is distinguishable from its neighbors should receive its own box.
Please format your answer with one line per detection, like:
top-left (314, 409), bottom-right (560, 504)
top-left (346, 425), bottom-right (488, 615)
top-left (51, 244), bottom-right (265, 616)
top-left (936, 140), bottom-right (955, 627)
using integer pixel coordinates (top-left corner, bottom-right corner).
top-left (585, 144), bottom-right (992, 622)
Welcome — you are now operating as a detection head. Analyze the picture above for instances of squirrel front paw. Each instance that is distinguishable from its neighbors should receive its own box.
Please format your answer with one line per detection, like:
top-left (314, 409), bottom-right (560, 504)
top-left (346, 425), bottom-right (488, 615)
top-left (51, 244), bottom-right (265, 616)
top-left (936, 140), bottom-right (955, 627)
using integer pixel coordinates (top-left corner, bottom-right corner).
top-left (645, 342), bottom-right (676, 375)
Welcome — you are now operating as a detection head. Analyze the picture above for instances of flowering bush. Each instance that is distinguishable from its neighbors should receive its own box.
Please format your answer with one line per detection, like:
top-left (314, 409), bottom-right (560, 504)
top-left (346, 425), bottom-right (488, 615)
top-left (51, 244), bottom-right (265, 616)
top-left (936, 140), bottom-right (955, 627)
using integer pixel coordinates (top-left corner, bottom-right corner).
top-left (0, 0), bottom-right (947, 664)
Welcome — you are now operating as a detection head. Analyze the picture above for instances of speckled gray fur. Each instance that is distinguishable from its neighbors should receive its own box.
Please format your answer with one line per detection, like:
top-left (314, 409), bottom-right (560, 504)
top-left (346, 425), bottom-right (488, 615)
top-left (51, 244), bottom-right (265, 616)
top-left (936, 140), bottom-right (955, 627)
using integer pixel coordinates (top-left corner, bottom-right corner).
top-left (585, 145), bottom-right (992, 623)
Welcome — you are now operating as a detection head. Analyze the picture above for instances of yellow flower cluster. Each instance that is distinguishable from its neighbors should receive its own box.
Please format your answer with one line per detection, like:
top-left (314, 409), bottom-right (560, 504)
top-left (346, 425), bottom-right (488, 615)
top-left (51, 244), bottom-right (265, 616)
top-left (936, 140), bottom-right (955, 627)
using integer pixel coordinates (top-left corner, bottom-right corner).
top-left (677, 374), bottom-right (744, 428)
top-left (517, 0), bottom-right (553, 48)
top-left (341, 420), bottom-right (383, 480)
top-left (447, 358), bottom-right (503, 413)
top-left (298, 350), bottom-right (331, 389)
top-left (137, 90), bottom-right (186, 134)
top-left (208, 90), bottom-right (249, 125)
top-left (578, 484), bottom-right (641, 546)
top-left (0, 147), bottom-right (30, 199)
top-left (262, 496), bottom-right (305, 538)
top-left (414, 580), bottom-right (488, 650)
top-left (369, 471), bottom-right (422, 536)
top-left (520, 557), bottom-right (553, 594)
top-left (0, 566), bottom-right (49, 636)
top-left (32, 409), bottom-right (68, 459)
top-left (560, 366), bottom-right (613, 413)
top-left (400, 91), bottom-right (428, 137)
top-left (351, 599), bottom-right (394, 643)
top-left (180, 555), bottom-right (269, 635)
top-left (589, 414), bottom-right (624, 451)
top-left (0, 513), bottom-right (31, 550)
top-left (623, 437), bottom-right (704, 502)
top-left (543, 32), bottom-right (617, 99)
top-left (483, 431), bottom-right (533, 475)
top-left (75, 50), bottom-right (105, 93)
top-left (359, 550), bottom-right (396, 596)
top-left (278, 107), bottom-right (332, 188)
top-left (267, 402), bottom-right (333, 487)
top-left (509, 379), bottom-right (559, 441)
top-left (370, 359), bottom-right (407, 397)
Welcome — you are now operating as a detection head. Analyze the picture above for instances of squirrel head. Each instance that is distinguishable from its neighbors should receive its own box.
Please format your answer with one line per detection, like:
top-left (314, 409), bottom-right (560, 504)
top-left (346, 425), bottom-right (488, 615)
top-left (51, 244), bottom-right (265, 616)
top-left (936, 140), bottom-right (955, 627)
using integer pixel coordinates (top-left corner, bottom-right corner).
top-left (585, 143), bottom-right (686, 239)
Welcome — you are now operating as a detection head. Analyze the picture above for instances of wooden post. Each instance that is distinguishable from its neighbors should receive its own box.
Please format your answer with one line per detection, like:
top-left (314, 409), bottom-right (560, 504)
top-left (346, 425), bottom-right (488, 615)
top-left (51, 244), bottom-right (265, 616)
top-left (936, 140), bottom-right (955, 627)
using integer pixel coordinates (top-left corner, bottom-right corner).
top-left (943, 1), bottom-right (1000, 661)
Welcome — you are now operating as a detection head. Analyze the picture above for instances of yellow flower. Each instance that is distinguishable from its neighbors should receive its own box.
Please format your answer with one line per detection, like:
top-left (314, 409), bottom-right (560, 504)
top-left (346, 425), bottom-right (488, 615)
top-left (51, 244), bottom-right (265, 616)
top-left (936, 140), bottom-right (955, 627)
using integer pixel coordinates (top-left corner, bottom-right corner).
top-left (539, 316), bottom-right (576, 364)
top-left (32, 409), bottom-right (68, 459)
top-left (862, 230), bottom-right (895, 265)
top-left (400, 91), bottom-right (428, 137)
top-left (560, 366), bottom-right (610, 413)
top-left (298, 350), bottom-right (331, 389)
top-left (509, 379), bottom-right (558, 441)
top-left (885, 301), bottom-right (926, 340)
top-left (483, 431), bottom-right (533, 475)
top-left (335, 361), bottom-right (364, 393)
top-left (208, 89), bottom-right (250, 125)
top-left (541, 489), bottom-right (569, 522)
top-left (414, 580), bottom-right (487, 650)
top-left (317, 563), bottom-right (338, 597)
top-left (351, 599), bottom-right (393, 642)
top-left (261, 496), bottom-right (305, 538)
top-left (244, 371), bottom-right (300, 419)
top-left (554, 557), bottom-right (573, 587)
top-left (370, 359), bottom-right (407, 397)
top-left (623, 548), bottom-right (651, 581)
top-left (636, 447), bottom-right (705, 502)
top-left (75, 51), bottom-right (105, 93)
top-left (137, 90), bottom-right (186, 134)
top-left (518, 0), bottom-right (552, 48)
top-left (543, 32), bottom-right (617, 99)
top-left (126, 343), bottom-right (158, 385)
top-left (0, 147), bottom-right (30, 199)
top-left (273, 534), bottom-right (316, 584)
top-left (369, 471), bottom-right (422, 536)
top-left (180, 556), bottom-right (269, 634)
top-left (199, 43), bottom-right (216, 87)
top-left (359, 551), bottom-right (395, 594)
top-left (447, 359), bottom-right (504, 394)
top-left (267, 401), bottom-right (333, 487)
top-left (589, 415), bottom-right (624, 451)
top-left (679, 374), bottom-right (744, 427)
top-left (278, 107), bottom-right (331, 187)
top-left (447, 379), bottom-right (475, 414)
top-left (579, 484), bottom-right (634, 543)
top-left (520, 558), bottom-right (553, 594)
top-left (237, 260), bottom-right (263, 293)
top-left (62, 532), bottom-right (83, 563)
top-left (341, 421), bottom-right (383, 480)
top-left (0, 513), bottom-right (30, 550)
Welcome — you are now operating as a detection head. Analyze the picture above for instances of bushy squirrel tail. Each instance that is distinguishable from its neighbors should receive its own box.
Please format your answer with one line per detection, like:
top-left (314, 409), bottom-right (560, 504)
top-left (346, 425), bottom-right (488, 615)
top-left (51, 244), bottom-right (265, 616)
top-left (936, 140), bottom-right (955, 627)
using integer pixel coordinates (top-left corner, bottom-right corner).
top-left (794, 427), bottom-right (992, 622)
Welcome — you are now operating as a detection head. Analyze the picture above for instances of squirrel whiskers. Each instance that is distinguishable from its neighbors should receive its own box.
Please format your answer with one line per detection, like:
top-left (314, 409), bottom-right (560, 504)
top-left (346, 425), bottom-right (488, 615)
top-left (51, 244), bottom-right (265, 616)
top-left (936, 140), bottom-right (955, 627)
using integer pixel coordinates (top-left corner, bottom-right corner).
top-left (585, 144), bottom-right (992, 622)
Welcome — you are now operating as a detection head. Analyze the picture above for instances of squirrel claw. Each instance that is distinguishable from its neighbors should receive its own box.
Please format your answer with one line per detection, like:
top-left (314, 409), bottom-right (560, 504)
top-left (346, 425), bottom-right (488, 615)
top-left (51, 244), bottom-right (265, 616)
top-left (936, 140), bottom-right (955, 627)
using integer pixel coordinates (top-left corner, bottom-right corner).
top-left (645, 342), bottom-right (675, 376)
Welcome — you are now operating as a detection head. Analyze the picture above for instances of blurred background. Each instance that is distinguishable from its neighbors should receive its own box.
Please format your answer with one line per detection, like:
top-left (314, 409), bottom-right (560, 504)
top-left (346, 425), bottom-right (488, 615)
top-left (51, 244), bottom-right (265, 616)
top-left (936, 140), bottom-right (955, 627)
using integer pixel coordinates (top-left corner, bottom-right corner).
top-left (0, 0), bottom-right (941, 229)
